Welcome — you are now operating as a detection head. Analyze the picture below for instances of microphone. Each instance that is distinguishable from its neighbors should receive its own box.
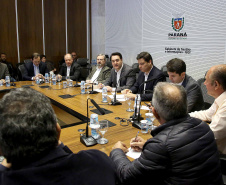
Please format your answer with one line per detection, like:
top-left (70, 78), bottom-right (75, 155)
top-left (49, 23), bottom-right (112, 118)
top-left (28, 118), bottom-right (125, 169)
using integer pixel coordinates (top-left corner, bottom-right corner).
top-left (90, 99), bottom-right (105, 115)
top-left (88, 75), bottom-right (99, 94)
top-left (111, 72), bottom-right (136, 106)
top-left (80, 98), bottom-right (105, 147)
top-left (74, 76), bottom-right (80, 87)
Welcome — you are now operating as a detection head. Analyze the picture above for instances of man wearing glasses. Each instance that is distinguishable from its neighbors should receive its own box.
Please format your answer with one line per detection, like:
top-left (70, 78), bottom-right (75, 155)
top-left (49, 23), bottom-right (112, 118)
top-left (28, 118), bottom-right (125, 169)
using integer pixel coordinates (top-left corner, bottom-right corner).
top-left (86, 54), bottom-right (111, 84)
top-left (98, 52), bottom-right (136, 92)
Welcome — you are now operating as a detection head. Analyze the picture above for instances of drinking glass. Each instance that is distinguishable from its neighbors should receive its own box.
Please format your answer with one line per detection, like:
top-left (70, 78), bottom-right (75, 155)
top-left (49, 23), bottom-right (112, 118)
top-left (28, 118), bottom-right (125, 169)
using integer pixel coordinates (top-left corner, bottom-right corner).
top-left (57, 74), bottom-right (62, 85)
top-left (66, 76), bottom-right (70, 86)
top-left (126, 96), bottom-right (134, 112)
top-left (97, 120), bottom-right (108, 144)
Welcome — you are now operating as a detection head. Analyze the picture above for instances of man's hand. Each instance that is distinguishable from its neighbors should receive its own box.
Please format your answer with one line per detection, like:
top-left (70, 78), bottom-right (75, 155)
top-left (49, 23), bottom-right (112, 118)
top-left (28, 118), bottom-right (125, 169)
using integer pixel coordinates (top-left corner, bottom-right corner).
top-left (112, 141), bottom-right (129, 153)
top-left (106, 86), bottom-right (112, 92)
top-left (1, 79), bottom-right (6, 84)
top-left (125, 93), bottom-right (136, 100)
top-left (130, 136), bottom-right (146, 152)
top-left (98, 83), bottom-right (104, 89)
top-left (86, 80), bottom-right (92, 84)
top-left (1, 158), bottom-right (11, 168)
top-left (121, 89), bottom-right (131, 94)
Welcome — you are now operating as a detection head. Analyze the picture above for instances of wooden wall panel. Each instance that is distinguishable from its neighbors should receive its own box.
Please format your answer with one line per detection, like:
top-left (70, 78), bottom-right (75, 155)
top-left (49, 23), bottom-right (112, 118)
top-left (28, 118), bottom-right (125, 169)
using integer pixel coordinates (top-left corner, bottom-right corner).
top-left (17, 0), bottom-right (43, 62)
top-left (44, 0), bottom-right (66, 70)
top-left (67, 0), bottom-right (87, 59)
top-left (0, 0), bottom-right (18, 65)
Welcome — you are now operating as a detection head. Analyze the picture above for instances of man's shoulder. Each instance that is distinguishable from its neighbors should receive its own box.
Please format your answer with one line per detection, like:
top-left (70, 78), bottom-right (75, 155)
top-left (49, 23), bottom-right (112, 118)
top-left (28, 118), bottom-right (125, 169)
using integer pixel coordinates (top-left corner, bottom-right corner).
top-left (0, 63), bottom-right (7, 68)
top-left (184, 75), bottom-right (200, 89)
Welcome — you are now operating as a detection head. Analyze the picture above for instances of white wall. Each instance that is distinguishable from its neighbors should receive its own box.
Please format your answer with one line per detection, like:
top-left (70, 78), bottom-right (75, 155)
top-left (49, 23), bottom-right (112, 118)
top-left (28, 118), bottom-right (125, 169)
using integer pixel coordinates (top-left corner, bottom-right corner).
top-left (92, 0), bottom-right (226, 80)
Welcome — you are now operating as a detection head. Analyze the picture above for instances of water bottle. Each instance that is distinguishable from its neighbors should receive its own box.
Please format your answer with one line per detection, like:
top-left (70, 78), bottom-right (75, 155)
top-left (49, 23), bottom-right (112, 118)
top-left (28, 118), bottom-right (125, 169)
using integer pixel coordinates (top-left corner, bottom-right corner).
top-left (102, 87), bottom-right (108, 103)
top-left (45, 73), bottom-right (49, 83)
top-left (5, 76), bottom-right (10, 87)
top-left (90, 114), bottom-right (100, 139)
top-left (145, 113), bottom-right (153, 131)
top-left (81, 81), bottom-right (85, 94)
top-left (35, 76), bottom-right (40, 85)
top-left (52, 74), bottom-right (56, 85)
top-left (0, 80), bottom-right (3, 86)
top-left (134, 94), bottom-right (141, 116)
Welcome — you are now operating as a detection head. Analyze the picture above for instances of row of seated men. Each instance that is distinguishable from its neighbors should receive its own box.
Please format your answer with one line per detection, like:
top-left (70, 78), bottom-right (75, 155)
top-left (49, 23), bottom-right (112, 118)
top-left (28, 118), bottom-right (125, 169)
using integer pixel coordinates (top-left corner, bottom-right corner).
top-left (0, 50), bottom-right (225, 184)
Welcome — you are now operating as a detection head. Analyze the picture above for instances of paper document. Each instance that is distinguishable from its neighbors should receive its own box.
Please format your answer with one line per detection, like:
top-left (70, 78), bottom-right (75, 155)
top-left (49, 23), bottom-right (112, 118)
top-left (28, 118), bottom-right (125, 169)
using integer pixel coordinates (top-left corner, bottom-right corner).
top-left (108, 95), bottom-right (126, 101)
top-left (126, 147), bottom-right (141, 159)
top-left (141, 105), bottom-right (150, 110)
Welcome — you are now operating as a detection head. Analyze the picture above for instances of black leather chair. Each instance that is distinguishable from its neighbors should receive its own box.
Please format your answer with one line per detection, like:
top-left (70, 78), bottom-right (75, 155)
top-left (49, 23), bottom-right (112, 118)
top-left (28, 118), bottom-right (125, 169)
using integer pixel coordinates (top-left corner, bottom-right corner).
top-left (132, 63), bottom-right (140, 80)
top-left (24, 59), bottom-right (32, 63)
top-left (161, 65), bottom-right (169, 82)
top-left (16, 63), bottom-right (26, 81)
top-left (106, 59), bottom-right (113, 69)
top-left (197, 78), bottom-right (214, 109)
top-left (76, 58), bottom-right (91, 81)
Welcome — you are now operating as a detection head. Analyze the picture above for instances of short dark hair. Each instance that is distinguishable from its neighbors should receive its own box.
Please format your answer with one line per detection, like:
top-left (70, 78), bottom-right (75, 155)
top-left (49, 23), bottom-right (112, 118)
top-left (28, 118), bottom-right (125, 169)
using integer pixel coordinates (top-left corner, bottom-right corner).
top-left (110, 52), bottom-right (122, 61)
top-left (40, 54), bottom-right (46, 60)
top-left (136, 52), bottom-right (153, 64)
top-left (32, 52), bottom-right (40, 60)
top-left (166, 58), bottom-right (186, 75)
top-left (0, 88), bottom-right (58, 168)
top-left (210, 64), bottom-right (226, 91)
top-left (152, 82), bottom-right (187, 121)
top-left (0, 53), bottom-right (6, 56)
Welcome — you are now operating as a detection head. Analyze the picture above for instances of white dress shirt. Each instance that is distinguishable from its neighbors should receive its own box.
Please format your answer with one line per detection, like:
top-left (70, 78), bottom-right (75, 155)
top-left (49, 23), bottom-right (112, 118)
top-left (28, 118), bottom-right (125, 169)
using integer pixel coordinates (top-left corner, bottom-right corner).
top-left (91, 67), bottom-right (102, 82)
top-left (143, 66), bottom-right (153, 93)
top-left (67, 66), bottom-right (71, 77)
top-left (115, 64), bottom-right (123, 87)
top-left (33, 64), bottom-right (40, 76)
top-left (190, 91), bottom-right (226, 154)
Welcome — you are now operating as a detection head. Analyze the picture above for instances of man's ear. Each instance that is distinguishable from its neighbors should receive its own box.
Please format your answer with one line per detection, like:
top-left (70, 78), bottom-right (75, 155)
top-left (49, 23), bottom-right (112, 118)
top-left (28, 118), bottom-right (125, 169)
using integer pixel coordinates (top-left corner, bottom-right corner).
top-left (181, 72), bottom-right (186, 79)
top-left (56, 123), bottom-right (61, 141)
top-left (152, 107), bottom-right (160, 120)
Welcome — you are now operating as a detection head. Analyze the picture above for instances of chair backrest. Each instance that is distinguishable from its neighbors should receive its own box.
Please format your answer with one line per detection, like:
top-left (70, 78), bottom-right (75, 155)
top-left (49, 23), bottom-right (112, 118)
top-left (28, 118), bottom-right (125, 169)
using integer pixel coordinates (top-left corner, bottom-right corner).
top-left (161, 65), bottom-right (170, 82)
top-left (197, 78), bottom-right (214, 109)
top-left (16, 63), bottom-right (26, 81)
top-left (132, 63), bottom-right (140, 79)
top-left (106, 59), bottom-right (113, 69)
top-left (24, 59), bottom-right (32, 63)
top-left (77, 58), bottom-right (89, 67)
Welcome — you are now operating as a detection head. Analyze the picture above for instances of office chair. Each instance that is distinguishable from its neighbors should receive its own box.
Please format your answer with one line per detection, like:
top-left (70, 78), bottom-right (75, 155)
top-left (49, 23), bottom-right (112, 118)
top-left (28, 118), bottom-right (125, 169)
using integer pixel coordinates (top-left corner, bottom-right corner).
top-left (24, 59), bottom-right (32, 63)
top-left (132, 63), bottom-right (140, 79)
top-left (77, 58), bottom-right (91, 81)
top-left (161, 65), bottom-right (169, 82)
top-left (16, 63), bottom-right (26, 81)
top-left (106, 59), bottom-right (113, 69)
top-left (197, 78), bottom-right (214, 109)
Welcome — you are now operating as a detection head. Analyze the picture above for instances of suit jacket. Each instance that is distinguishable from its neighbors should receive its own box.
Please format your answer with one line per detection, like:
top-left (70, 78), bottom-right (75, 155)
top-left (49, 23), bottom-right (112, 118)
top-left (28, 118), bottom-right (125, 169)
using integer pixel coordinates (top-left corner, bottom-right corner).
top-left (86, 65), bottom-right (111, 84)
top-left (0, 143), bottom-right (117, 185)
top-left (130, 65), bottom-right (166, 101)
top-left (0, 63), bottom-right (10, 79)
top-left (59, 63), bottom-right (81, 81)
top-left (23, 62), bottom-right (49, 81)
top-left (182, 74), bottom-right (204, 112)
top-left (104, 64), bottom-right (136, 92)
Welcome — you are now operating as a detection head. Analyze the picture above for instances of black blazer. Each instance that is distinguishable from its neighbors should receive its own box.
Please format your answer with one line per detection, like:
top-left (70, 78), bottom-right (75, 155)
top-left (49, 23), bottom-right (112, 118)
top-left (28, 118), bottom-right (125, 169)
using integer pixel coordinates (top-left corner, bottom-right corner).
top-left (59, 63), bottom-right (81, 81)
top-left (182, 74), bottom-right (204, 112)
top-left (104, 64), bottom-right (136, 92)
top-left (130, 65), bottom-right (166, 101)
top-left (23, 62), bottom-right (49, 81)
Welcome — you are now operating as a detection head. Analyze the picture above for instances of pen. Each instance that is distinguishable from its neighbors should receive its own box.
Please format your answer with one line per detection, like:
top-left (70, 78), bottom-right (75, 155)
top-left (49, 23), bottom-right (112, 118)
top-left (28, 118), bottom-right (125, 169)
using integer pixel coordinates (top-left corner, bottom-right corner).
top-left (144, 102), bottom-right (151, 107)
top-left (135, 131), bottom-right (139, 141)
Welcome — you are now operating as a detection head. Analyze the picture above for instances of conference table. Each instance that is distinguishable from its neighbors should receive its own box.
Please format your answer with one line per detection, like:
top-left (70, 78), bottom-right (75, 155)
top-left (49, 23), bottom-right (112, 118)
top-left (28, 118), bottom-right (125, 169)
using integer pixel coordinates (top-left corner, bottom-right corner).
top-left (0, 81), bottom-right (157, 157)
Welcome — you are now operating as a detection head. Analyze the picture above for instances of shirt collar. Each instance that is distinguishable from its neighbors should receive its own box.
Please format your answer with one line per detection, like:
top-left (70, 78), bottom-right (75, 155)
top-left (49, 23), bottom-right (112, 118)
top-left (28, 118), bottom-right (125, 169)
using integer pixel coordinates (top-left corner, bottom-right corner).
top-left (115, 64), bottom-right (123, 74)
top-left (215, 91), bottom-right (226, 106)
top-left (144, 66), bottom-right (153, 77)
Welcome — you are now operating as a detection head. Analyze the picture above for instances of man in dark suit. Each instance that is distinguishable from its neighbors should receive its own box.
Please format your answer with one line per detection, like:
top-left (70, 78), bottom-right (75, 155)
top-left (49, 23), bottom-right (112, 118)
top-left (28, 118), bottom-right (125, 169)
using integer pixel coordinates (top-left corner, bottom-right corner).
top-left (98, 52), bottom-right (136, 92)
top-left (0, 88), bottom-right (117, 185)
top-left (166, 58), bottom-right (204, 112)
top-left (122, 52), bottom-right (165, 101)
top-left (58, 53), bottom-right (81, 81)
top-left (23, 53), bottom-right (49, 81)
top-left (0, 53), bottom-right (16, 79)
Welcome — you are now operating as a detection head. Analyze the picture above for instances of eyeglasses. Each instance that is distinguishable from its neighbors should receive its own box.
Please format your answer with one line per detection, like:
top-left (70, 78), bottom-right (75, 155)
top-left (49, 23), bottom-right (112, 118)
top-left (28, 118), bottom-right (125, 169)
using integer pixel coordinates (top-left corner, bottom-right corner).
top-left (111, 59), bottom-right (120, 63)
top-left (115, 117), bottom-right (132, 126)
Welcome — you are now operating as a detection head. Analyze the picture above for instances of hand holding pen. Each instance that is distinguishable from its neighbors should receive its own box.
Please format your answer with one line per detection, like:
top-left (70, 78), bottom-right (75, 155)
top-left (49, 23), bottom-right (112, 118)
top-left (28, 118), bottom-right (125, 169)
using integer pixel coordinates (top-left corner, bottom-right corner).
top-left (130, 132), bottom-right (146, 152)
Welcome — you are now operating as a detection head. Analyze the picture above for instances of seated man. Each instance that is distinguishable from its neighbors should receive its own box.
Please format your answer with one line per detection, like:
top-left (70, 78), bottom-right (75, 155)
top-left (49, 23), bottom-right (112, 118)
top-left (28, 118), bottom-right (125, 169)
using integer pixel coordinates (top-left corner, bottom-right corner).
top-left (0, 62), bottom-right (10, 84)
top-left (167, 58), bottom-right (204, 112)
top-left (40, 54), bottom-right (56, 73)
top-left (0, 88), bottom-right (117, 185)
top-left (110, 82), bottom-right (222, 185)
top-left (0, 53), bottom-right (16, 80)
top-left (58, 53), bottom-right (81, 81)
top-left (86, 54), bottom-right (111, 84)
top-left (98, 52), bottom-right (136, 92)
top-left (190, 64), bottom-right (226, 155)
top-left (23, 52), bottom-right (49, 81)
top-left (122, 52), bottom-right (165, 101)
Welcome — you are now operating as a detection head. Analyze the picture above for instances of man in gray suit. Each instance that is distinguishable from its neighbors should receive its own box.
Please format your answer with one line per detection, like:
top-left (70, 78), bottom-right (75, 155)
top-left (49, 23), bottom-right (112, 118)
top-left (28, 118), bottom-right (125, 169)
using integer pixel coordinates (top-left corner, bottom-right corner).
top-left (98, 52), bottom-right (135, 92)
top-left (166, 58), bottom-right (204, 112)
top-left (86, 54), bottom-right (111, 84)
top-left (0, 62), bottom-right (10, 84)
